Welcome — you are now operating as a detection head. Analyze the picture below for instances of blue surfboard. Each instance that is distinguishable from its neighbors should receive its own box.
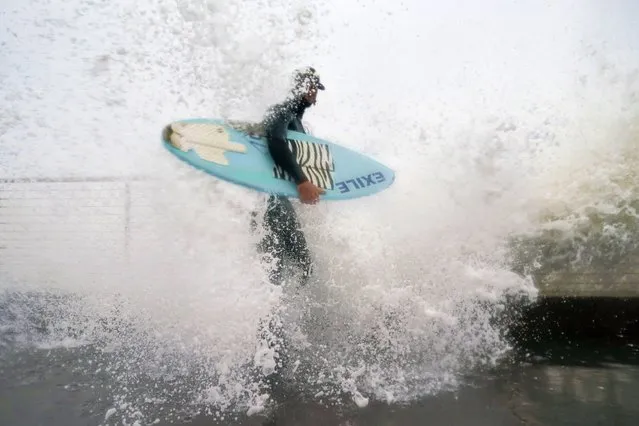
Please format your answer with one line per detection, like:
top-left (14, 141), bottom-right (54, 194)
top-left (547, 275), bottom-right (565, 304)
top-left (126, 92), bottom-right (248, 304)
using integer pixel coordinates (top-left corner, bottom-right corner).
top-left (162, 118), bottom-right (394, 201)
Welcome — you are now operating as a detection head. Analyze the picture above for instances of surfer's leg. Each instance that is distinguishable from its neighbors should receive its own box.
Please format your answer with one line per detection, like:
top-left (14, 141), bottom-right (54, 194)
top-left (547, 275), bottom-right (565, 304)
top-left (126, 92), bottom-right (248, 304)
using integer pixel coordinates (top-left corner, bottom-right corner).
top-left (259, 235), bottom-right (284, 285)
top-left (260, 195), bottom-right (287, 285)
top-left (262, 195), bottom-right (313, 285)
top-left (275, 197), bottom-right (313, 285)
top-left (285, 218), bottom-right (313, 284)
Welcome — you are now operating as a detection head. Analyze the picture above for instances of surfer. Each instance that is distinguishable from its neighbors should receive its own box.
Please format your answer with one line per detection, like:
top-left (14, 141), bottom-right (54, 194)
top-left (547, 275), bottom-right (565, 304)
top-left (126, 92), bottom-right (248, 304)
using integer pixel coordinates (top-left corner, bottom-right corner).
top-left (256, 67), bottom-right (326, 286)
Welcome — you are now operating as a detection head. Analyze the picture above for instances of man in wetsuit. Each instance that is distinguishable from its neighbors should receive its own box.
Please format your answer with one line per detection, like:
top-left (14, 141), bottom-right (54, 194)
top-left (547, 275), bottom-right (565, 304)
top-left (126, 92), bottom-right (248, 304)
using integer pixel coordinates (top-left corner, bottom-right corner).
top-left (257, 67), bottom-right (326, 285)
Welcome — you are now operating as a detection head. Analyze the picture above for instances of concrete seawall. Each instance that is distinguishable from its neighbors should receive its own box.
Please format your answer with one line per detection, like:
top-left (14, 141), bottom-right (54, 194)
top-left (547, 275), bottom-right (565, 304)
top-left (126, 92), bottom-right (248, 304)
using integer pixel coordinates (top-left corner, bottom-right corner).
top-left (529, 242), bottom-right (639, 298)
top-left (538, 261), bottom-right (639, 298)
top-left (509, 200), bottom-right (639, 298)
top-left (507, 210), bottom-right (639, 341)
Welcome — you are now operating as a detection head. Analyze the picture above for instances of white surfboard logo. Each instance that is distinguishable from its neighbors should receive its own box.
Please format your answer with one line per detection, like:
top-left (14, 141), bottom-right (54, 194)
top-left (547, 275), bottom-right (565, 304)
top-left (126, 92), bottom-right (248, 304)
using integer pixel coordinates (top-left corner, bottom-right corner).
top-left (167, 122), bottom-right (247, 166)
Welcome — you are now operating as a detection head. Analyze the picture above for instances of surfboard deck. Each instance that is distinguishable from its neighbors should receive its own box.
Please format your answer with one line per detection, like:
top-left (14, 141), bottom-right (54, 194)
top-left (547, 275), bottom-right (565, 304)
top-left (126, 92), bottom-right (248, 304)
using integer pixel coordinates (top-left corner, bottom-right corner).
top-left (162, 118), bottom-right (394, 201)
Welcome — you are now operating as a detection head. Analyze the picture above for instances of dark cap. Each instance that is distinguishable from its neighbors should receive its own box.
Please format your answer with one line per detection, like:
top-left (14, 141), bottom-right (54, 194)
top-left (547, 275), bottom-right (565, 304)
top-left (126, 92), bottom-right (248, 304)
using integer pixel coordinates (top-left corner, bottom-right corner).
top-left (292, 67), bottom-right (325, 93)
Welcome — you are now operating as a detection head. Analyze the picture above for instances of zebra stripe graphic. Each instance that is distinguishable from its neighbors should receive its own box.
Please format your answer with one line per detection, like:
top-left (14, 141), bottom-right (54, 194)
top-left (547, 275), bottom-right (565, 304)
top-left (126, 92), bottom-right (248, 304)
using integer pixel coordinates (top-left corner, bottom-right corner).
top-left (273, 139), bottom-right (335, 190)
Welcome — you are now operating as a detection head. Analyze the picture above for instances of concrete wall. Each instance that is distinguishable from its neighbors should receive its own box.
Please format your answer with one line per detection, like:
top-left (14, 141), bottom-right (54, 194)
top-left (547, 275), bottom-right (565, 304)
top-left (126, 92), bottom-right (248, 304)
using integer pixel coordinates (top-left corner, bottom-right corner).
top-left (506, 213), bottom-right (639, 340)
top-left (509, 206), bottom-right (639, 298)
top-left (538, 256), bottom-right (639, 298)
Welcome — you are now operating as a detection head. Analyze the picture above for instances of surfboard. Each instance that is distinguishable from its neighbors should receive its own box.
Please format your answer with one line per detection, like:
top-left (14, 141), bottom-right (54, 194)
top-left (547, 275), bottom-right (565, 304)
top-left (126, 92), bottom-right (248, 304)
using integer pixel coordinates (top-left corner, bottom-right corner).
top-left (161, 118), bottom-right (395, 201)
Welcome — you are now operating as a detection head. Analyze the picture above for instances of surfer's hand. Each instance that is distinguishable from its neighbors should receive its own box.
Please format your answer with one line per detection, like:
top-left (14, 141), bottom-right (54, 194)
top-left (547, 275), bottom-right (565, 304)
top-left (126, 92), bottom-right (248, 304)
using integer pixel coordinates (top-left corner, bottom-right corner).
top-left (297, 181), bottom-right (325, 205)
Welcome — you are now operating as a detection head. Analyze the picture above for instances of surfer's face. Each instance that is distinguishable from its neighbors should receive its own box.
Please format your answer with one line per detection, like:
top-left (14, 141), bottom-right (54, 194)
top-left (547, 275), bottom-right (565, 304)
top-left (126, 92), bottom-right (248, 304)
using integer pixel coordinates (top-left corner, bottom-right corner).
top-left (304, 86), bottom-right (318, 106)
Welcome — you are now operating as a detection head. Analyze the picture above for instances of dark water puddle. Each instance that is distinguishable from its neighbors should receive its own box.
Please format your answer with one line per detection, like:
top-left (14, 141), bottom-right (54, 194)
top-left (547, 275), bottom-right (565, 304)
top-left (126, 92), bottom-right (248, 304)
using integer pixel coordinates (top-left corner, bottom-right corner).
top-left (1, 341), bottom-right (638, 426)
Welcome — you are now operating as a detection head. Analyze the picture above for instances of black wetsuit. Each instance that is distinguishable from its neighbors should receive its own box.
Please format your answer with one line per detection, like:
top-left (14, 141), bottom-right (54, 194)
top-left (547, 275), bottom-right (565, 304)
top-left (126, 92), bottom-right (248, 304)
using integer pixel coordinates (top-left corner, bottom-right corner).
top-left (257, 95), bottom-right (313, 285)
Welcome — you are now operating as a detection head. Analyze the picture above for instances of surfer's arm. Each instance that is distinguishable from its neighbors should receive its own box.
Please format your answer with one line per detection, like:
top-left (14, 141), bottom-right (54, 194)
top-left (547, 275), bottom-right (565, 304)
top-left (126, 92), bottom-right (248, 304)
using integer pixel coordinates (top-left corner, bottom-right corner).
top-left (264, 110), bottom-right (308, 184)
top-left (267, 136), bottom-right (307, 184)
top-left (268, 135), bottom-right (325, 204)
